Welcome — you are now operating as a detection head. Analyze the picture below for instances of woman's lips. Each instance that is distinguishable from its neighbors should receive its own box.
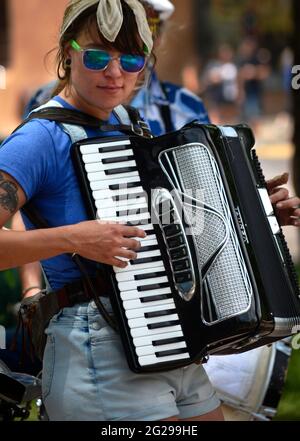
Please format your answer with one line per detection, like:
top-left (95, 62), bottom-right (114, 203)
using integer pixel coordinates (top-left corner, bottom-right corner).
top-left (97, 85), bottom-right (123, 92)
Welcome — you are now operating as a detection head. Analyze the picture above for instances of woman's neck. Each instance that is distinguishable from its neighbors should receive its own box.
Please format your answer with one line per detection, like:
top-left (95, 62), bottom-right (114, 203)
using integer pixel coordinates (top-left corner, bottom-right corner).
top-left (59, 88), bottom-right (111, 121)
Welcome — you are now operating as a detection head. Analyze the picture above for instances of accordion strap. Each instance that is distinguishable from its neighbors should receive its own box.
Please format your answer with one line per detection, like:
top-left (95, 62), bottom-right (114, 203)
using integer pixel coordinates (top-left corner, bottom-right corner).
top-left (14, 104), bottom-right (152, 139)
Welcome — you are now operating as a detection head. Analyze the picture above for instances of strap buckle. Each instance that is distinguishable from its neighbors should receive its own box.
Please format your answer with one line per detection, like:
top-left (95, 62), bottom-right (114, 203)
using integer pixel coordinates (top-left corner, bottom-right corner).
top-left (131, 123), bottom-right (144, 136)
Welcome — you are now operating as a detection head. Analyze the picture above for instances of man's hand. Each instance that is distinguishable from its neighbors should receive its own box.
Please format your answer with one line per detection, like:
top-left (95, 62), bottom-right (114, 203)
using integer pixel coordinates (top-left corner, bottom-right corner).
top-left (266, 172), bottom-right (300, 226)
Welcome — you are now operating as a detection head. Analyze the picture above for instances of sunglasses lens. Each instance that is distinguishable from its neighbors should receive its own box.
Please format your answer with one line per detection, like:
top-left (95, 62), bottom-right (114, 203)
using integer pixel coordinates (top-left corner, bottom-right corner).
top-left (120, 54), bottom-right (146, 73)
top-left (83, 50), bottom-right (110, 70)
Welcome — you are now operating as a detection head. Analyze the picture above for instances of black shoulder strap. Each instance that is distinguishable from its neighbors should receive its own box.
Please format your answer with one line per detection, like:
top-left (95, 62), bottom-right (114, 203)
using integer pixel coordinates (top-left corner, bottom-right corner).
top-left (159, 82), bottom-right (175, 133)
top-left (14, 106), bottom-right (152, 138)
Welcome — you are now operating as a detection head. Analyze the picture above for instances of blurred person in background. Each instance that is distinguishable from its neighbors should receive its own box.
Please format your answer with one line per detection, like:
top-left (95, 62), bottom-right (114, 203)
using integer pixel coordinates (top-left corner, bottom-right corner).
top-left (237, 37), bottom-right (271, 127)
top-left (201, 43), bottom-right (239, 124)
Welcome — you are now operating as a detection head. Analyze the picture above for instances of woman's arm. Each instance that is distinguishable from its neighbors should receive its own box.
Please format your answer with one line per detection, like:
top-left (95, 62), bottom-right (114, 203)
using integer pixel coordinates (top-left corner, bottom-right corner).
top-left (0, 171), bottom-right (145, 271)
top-left (11, 212), bottom-right (42, 298)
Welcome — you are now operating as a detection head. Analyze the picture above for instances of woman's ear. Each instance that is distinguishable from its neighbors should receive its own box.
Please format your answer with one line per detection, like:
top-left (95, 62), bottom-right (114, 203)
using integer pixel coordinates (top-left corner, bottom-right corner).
top-left (64, 43), bottom-right (72, 60)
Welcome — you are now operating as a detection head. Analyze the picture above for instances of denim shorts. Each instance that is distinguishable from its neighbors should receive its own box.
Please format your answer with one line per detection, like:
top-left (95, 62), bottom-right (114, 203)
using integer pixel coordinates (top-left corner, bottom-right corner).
top-left (42, 298), bottom-right (220, 421)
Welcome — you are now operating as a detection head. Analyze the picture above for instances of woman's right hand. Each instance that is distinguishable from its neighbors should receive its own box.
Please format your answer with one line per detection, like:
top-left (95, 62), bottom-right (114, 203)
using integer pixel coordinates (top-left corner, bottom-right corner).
top-left (67, 220), bottom-right (147, 268)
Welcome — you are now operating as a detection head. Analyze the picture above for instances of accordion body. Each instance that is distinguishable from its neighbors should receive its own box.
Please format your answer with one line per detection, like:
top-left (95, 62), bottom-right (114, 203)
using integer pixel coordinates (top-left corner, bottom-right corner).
top-left (72, 123), bottom-right (300, 373)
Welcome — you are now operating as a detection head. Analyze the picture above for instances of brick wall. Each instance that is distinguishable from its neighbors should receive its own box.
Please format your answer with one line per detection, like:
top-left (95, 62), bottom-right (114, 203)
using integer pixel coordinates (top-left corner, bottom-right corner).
top-left (0, 0), bottom-right (68, 136)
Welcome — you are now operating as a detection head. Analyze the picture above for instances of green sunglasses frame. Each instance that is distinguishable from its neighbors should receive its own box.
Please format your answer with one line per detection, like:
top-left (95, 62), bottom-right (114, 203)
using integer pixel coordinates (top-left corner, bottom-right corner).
top-left (69, 39), bottom-right (147, 73)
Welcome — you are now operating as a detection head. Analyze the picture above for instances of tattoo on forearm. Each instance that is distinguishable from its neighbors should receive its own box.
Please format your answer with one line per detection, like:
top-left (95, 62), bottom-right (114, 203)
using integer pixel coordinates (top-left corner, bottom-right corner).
top-left (0, 172), bottom-right (18, 214)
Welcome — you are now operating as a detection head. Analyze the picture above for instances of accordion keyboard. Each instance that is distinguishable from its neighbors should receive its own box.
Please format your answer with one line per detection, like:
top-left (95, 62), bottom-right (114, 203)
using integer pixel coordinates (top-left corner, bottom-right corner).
top-left (80, 139), bottom-right (191, 367)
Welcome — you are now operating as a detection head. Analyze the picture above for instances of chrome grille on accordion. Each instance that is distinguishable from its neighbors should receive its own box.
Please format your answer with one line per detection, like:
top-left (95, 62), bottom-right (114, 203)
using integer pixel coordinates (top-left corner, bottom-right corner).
top-left (72, 122), bottom-right (300, 373)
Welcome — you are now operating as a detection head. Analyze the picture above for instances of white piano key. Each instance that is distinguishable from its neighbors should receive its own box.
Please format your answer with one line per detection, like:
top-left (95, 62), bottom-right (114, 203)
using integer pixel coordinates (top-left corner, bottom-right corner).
top-left (101, 212), bottom-right (150, 223)
top-left (85, 160), bottom-right (137, 172)
top-left (120, 286), bottom-right (171, 301)
top-left (139, 238), bottom-right (158, 247)
top-left (80, 145), bottom-right (100, 154)
top-left (80, 140), bottom-right (131, 155)
top-left (116, 265), bottom-right (165, 282)
top-left (95, 199), bottom-right (148, 211)
top-left (120, 288), bottom-right (171, 302)
top-left (118, 275), bottom-right (168, 292)
top-left (133, 330), bottom-right (184, 348)
top-left (139, 352), bottom-right (190, 366)
top-left (135, 249), bottom-right (161, 260)
top-left (137, 223), bottom-right (155, 232)
top-left (90, 176), bottom-right (141, 191)
top-left (85, 158), bottom-right (135, 173)
top-left (94, 149), bottom-right (134, 161)
top-left (125, 301), bottom-right (175, 319)
top-left (82, 153), bottom-right (103, 164)
top-left (114, 258), bottom-right (163, 274)
top-left (98, 204), bottom-right (148, 218)
top-left (130, 324), bottom-right (182, 338)
top-left (88, 170), bottom-right (139, 182)
top-left (128, 313), bottom-right (179, 329)
top-left (93, 186), bottom-right (144, 200)
top-left (136, 341), bottom-right (187, 357)
top-left (123, 297), bottom-right (174, 311)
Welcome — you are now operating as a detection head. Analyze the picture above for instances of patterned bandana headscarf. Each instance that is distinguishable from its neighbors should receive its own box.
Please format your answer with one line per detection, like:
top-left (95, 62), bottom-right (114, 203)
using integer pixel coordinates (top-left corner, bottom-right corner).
top-left (61, 0), bottom-right (153, 53)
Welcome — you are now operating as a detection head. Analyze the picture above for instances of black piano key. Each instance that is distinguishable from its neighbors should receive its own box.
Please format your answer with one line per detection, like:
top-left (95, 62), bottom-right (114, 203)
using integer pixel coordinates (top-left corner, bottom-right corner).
top-left (102, 156), bottom-right (133, 164)
top-left (130, 256), bottom-right (161, 265)
top-left (135, 271), bottom-right (166, 281)
top-left (109, 181), bottom-right (141, 190)
top-left (155, 348), bottom-right (188, 358)
top-left (170, 246), bottom-right (187, 260)
top-left (138, 282), bottom-right (170, 292)
top-left (152, 336), bottom-right (185, 347)
top-left (140, 294), bottom-right (173, 303)
top-left (105, 166), bottom-right (137, 176)
top-left (175, 271), bottom-right (193, 284)
top-left (148, 320), bottom-right (179, 330)
top-left (99, 145), bottom-right (128, 153)
top-left (167, 234), bottom-right (185, 248)
top-left (145, 308), bottom-right (177, 319)
top-left (173, 259), bottom-right (190, 272)
top-left (117, 207), bottom-right (148, 217)
top-left (163, 224), bottom-right (181, 237)
top-left (113, 192), bottom-right (144, 202)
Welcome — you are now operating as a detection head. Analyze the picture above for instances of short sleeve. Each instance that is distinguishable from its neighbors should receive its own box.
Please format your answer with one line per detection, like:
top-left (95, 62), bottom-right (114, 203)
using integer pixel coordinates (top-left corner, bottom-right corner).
top-left (0, 120), bottom-right (57, 200)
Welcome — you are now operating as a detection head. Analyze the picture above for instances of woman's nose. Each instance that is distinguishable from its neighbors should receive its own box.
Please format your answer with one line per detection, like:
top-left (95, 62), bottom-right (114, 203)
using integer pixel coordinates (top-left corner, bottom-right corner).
top-left (104, 58), bottom-right (122, 77)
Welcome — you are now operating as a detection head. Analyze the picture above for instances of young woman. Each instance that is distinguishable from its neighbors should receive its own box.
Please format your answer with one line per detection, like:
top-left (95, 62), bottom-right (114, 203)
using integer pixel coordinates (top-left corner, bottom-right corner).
top-left (0, 0), bottom-right (224, 421)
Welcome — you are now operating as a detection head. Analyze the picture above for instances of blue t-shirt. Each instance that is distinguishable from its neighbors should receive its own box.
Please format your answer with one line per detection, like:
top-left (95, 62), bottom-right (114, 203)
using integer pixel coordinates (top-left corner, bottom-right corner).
top-left (0, 96), bottom-right (122, 290)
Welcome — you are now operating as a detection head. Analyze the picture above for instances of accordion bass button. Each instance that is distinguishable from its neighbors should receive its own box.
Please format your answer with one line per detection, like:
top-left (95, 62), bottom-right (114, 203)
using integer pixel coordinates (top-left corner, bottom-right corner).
top-left (163, 224), bottom-right (181, 237)
top-left (173, 259), bottom-right (190, 272)
top-left (167, 234), bottom-right (185, 249)
top-left (175, 271), bottom-right (193, 284)
top-left (170, 246), bottom-right (187, 260)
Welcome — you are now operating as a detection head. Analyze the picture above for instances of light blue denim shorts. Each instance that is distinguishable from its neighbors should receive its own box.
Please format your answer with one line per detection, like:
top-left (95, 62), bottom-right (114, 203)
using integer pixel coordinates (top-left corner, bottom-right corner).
top-left (42, 298), bottom-right (220, 421)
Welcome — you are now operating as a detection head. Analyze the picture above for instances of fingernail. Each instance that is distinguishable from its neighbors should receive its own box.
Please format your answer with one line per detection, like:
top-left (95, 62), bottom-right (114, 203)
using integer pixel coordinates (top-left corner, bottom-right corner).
top-left (277, 203), bottom-right (283, 208)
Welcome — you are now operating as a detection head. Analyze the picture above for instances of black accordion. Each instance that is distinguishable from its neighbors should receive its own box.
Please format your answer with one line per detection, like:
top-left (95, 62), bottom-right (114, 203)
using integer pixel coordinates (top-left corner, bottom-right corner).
top-left (72, 123), bottom-right (300, 373)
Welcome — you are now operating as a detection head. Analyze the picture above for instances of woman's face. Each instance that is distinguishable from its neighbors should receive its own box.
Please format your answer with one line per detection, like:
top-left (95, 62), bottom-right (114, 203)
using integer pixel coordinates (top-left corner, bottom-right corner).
top-left (65, 24), bottom-right (142, 119)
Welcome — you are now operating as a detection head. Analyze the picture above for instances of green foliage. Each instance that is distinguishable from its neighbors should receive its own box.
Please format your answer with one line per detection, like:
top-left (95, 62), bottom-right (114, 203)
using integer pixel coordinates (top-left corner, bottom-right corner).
top-left (275, 350), bottom-right (300, 420)
top-left (0, 269), bottom-right (21, 328)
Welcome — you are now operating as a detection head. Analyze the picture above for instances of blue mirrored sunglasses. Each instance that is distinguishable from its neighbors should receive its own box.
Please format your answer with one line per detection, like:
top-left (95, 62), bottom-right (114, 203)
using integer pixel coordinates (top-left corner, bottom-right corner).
top-left (70, 40), bottom-right (147, 73)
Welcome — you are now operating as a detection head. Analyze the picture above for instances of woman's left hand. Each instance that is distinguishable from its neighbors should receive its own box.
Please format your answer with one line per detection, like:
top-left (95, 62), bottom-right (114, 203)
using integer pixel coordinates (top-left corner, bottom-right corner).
top-left (266, 172), bottom-right (300, 227)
